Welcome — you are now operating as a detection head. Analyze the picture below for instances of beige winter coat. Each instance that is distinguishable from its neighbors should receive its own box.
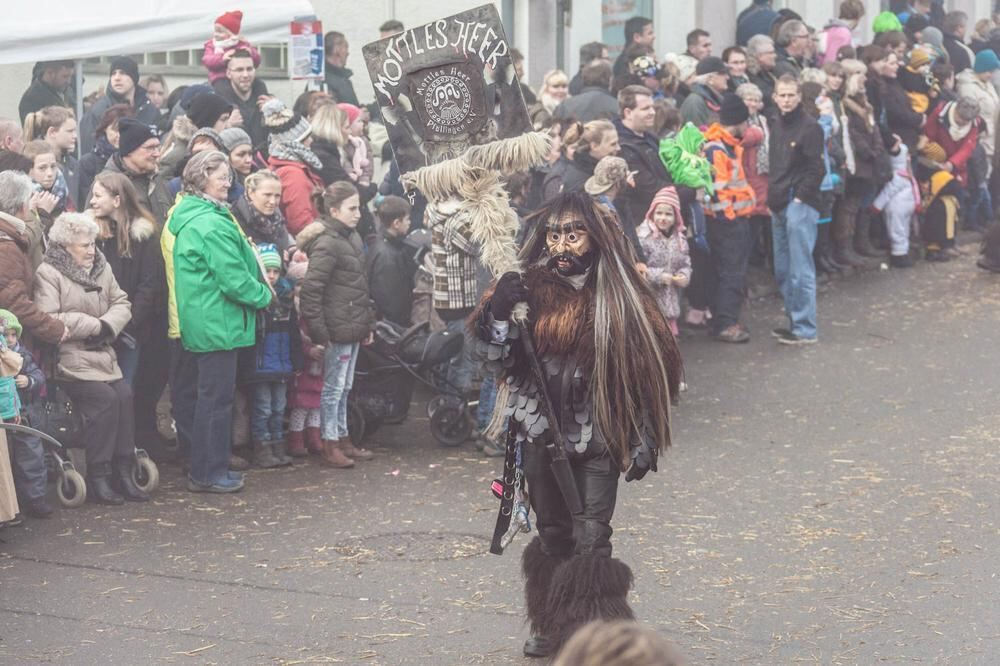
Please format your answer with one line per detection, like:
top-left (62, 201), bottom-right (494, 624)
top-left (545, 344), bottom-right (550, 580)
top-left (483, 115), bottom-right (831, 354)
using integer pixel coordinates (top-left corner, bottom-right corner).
top-left (956, 69), bottom-right (999, 158)
top-left (34, 246), bottom-right (132, 382)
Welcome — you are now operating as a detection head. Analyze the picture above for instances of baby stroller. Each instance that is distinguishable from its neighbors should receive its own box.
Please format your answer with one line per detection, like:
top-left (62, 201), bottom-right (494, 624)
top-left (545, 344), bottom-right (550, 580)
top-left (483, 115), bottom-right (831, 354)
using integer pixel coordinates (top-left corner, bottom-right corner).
top-left (25, 378), bottom-right (160, 508)
top-left (349, 320), bottom-right (473, 446)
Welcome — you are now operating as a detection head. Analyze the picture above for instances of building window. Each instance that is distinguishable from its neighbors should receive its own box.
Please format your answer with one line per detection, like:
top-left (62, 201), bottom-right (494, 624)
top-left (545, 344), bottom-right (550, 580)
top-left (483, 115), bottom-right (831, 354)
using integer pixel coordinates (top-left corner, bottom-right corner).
top-left (83, 44), bottom-right (287, 79)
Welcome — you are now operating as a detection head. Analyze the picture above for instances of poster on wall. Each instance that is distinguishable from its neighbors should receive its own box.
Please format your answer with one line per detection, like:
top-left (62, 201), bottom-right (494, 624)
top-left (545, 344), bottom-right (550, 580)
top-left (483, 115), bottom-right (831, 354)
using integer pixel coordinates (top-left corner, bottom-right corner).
top-left (362, 3), bottom-right (531, 186)
top-left (602, 0), bottom-right (654, 60)
top-left (289, 17), bottom-right (324, 80)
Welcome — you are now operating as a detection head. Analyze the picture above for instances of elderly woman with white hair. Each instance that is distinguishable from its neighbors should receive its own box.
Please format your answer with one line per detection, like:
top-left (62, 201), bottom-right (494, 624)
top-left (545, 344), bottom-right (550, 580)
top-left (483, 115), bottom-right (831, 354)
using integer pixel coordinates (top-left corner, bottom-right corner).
top-left (746, 34), bottom-right (779, 104)
top-left (33, 212), bottom-right (149, 505)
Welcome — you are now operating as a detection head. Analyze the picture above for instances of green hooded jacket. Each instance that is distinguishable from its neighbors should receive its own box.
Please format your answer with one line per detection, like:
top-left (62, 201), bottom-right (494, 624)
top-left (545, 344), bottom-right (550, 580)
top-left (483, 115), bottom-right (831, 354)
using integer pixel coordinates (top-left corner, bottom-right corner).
top-left (659, 123), bottom-right (715, 193)
top-left (167, 194), bottom-right (271, 353)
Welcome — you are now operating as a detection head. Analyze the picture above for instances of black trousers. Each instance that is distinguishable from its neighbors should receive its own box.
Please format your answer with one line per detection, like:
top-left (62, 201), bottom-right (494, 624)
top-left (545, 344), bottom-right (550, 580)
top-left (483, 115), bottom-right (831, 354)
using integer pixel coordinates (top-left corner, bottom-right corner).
top-left (133, 323), bottom-right (169, 438)
top-left (686, 243), bottom-right (717, 311)
top-left (168, 339), bottom-right (196, 456)
top-left (523, 443), bottom-right (619, 558)
top-left (61, 379), bottom-right (135, 467)
top-left (707, 219), bottom-right (751, 334)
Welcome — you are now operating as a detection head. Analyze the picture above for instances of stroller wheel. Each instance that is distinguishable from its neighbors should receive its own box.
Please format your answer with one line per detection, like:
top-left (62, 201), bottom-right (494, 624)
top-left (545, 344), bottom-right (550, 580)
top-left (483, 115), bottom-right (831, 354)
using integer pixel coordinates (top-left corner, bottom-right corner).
top-left (426, 395), bottom-right (448, 419)
top-left (132, 453), bottom-right (160, 494)
top-left (430, 404), bottom-right (472, 447)
top-left (57, 469), bottom-right (87, 508)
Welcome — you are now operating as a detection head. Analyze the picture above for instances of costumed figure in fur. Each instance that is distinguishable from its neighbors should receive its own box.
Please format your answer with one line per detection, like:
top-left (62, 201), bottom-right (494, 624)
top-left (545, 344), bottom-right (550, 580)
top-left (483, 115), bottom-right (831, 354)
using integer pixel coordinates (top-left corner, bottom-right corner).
top-left (471, 191), bottom-right (683, 658)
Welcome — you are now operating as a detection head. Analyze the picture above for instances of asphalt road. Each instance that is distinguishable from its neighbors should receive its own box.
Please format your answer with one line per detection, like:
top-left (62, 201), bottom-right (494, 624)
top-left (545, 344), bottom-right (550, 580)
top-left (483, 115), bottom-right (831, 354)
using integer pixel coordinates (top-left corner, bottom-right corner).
top-left (1, 253), bottom-right (998, 665)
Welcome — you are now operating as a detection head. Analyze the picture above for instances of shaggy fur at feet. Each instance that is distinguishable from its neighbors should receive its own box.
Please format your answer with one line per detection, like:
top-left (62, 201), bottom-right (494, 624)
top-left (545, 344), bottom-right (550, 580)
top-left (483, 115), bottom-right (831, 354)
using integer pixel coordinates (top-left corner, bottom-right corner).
top-left (544, 555), bottom-right (635, 651)
top-left (522, 536), bottom-right (569, 636)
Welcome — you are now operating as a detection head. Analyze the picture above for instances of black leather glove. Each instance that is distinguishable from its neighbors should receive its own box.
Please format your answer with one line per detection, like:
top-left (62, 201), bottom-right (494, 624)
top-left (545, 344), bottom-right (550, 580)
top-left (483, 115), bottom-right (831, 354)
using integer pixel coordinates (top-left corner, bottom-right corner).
top-left (490, 272), bottom-right (528, 321)
top-left (625, 462), bottom-right (648, 482)
top-left (84, 320), bottom-right (116, 349)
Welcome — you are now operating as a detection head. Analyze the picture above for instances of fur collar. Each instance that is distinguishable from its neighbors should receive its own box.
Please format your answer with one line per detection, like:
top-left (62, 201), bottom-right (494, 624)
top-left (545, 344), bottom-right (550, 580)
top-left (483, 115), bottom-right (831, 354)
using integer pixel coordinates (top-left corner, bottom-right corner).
top-left (129, 217), bottom-right (156, 242)
top-left (843, 95), bottom-right (874, 129)
top-left (295, 220), bottom-right (326, 251)
top-left (43, 243), bottom-right (108, 290)
top-left (171, 114), bottom-right (197, 143)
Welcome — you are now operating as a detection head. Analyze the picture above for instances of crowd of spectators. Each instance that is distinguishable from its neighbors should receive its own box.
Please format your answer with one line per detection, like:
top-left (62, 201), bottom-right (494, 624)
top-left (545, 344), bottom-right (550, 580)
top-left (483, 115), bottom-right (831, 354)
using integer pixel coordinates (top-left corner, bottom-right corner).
top-left (1, 2), bottom-right (999, 526)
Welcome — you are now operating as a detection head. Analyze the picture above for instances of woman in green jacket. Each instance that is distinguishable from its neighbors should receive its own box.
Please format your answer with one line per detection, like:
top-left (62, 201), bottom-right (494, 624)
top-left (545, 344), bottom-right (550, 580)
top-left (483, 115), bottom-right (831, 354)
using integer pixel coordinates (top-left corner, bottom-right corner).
top-left (168, 150), bottom-right (272, 493)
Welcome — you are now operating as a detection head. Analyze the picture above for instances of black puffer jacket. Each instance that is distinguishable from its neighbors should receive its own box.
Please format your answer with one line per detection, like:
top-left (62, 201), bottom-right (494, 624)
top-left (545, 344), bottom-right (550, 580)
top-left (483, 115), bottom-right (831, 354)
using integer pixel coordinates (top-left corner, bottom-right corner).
top-left (366, 233), bottom-right (417, 326)
top-left (96, 217), bottom-right (165, 342)
top-left (879, 76), bottom-right (925, 153)
top-left (296, 216), bottom-right (375, 346)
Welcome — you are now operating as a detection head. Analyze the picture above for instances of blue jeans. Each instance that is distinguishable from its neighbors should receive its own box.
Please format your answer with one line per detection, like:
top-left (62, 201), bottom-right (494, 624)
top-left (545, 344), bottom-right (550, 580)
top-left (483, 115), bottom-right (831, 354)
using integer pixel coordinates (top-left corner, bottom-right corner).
top-left (251, 381), bottom-right (287, 441)
top-left (443, 317), bottom-right (476, 395)
top-left (321, 342), bottom-right (359, 440)
top-left (772, 201), bottom-right (819, 340)
top-left (477, 374), bottom-right (498, 431)
top-left (188, 349), bottom-right (238, 486)
top-left (115, 342), bottom-right (139, 386)
top-left (10, 430), bottom-right (47, 501)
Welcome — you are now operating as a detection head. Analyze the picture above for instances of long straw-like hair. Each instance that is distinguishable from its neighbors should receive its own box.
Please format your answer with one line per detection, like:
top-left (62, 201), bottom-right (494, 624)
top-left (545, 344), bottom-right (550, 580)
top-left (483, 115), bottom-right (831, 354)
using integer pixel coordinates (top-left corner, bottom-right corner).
top-left (521, 192), bottom-right (681, 463)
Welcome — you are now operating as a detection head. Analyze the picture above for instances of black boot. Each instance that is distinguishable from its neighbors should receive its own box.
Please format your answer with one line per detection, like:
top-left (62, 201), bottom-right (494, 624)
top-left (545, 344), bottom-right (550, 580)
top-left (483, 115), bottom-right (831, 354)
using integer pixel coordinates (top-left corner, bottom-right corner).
top-left (88, 462), bottom-right (124, 505)
top-left (833, 238), bottom-right (864, 268)
top-left (114, 457), bottom-right (150, 502)
top-left (521, 536), bottom-right (568, 658)
top-left (544, 554), bottom-right (635, 653)
top-left (854, 212), bottom-right (883, 258)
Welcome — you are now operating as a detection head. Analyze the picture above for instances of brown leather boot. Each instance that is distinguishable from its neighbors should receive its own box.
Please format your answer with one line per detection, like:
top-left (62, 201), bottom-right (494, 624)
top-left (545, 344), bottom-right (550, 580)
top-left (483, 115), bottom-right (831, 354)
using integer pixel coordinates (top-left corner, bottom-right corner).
top-left (319, 440), bottom-right (355, 468)
top-left (286, 430), bottom-right (308, 458)
top-left (304, 427), bottom-right (324, 454)
top-left (340, 436), bottom-right (374, 460)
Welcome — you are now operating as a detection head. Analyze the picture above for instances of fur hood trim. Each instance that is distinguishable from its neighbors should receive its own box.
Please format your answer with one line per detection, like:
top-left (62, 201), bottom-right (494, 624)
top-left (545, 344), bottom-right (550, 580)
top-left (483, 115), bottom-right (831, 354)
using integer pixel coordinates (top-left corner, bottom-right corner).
top-left (171, 114), bottom-right (197, 142)
top-left (295, 220), bottom-right (326, 250)
top-left (129, 217), bottom-right (156, 242)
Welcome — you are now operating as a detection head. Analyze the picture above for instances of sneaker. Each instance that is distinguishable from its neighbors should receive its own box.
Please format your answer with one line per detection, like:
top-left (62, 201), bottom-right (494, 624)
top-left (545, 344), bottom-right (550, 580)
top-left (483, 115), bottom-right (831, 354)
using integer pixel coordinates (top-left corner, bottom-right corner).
top-left (711, 324), bottom-right (750, 343)
top-left (889, 254), bottom-right (914, 268)
top-left (925, 250), bottom-right (951, 262)
top-left (187, 475), bottom-right (245, 493)
top-left (771, 327), bottom-right (792, 339)
top-left (22, 497), bottom-right (54, 519)
top-left (1, 513), bottom-right (24, 528)
top-left (776, 331), bottom-right (818, 346)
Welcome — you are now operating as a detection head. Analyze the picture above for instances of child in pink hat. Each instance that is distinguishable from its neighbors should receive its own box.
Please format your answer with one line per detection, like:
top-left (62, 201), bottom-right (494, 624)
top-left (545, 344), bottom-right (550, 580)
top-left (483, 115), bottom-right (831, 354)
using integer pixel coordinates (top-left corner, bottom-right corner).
top-left (202, 10), bottom-right (262, 84)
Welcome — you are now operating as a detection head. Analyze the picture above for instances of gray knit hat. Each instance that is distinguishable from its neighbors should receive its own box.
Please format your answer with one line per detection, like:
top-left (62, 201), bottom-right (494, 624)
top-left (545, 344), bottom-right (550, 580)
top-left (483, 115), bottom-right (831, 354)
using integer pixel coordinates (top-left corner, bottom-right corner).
top-left (189, 127), bottom-right (225, 153)
top-left (262, 98), bottom-right (311, 144)
top-left (219, 127), bottom-right (252, 152)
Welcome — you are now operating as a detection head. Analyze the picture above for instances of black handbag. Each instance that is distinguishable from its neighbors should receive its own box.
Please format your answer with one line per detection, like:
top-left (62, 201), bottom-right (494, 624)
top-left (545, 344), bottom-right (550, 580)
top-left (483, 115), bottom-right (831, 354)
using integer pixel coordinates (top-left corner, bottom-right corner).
top-left (25, 383), bottom-right (83, 449)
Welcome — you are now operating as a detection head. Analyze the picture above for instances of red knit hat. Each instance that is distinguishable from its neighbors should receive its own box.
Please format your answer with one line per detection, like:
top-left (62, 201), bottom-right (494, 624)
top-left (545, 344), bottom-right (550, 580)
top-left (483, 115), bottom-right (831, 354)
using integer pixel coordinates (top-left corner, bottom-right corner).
top-left (643, 186), bottom-right (684, 236)
top-left (215, 10), bottom-right (243, 35)
top-left (338, 103), bottom-right (362, 126)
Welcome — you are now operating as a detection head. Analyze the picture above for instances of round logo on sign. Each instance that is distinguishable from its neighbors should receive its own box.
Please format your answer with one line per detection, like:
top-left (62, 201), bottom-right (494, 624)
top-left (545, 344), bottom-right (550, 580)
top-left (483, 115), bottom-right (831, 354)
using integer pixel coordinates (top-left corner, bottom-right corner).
top-left (421, 72), bottom-right (473, 133)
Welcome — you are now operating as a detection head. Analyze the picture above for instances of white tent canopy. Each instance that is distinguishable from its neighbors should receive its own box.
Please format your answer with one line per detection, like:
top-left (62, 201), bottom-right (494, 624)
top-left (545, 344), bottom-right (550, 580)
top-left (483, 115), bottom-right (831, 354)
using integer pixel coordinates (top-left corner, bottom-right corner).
top-left (0, 0), bottom-right (316, 64)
